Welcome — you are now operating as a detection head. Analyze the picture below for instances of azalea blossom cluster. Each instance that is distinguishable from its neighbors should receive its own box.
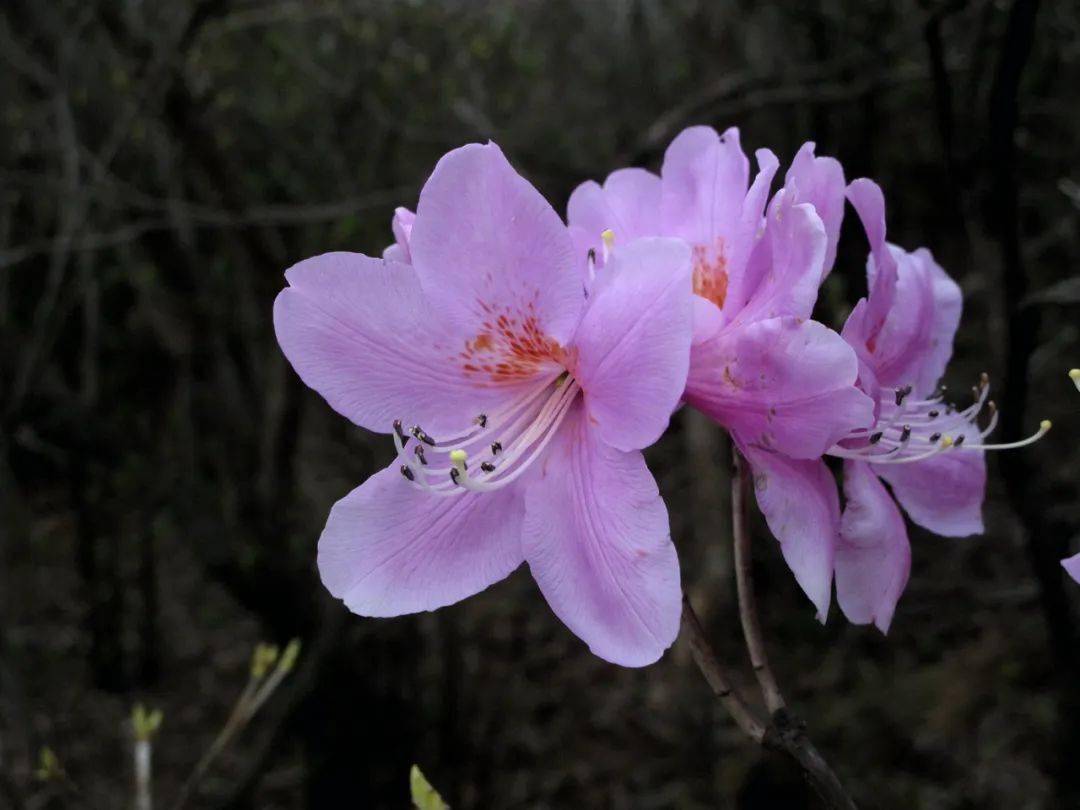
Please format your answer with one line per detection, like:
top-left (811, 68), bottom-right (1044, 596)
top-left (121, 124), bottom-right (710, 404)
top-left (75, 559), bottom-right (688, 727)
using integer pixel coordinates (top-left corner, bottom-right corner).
top-left (274, 126), bottom-right (1051, 667)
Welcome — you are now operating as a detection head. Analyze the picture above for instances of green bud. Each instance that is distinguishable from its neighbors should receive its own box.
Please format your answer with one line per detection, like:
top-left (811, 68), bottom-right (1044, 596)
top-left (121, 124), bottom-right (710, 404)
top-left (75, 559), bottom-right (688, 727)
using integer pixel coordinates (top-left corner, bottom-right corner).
top-left (35, 746), bottom-right (63, 781)
top-left (278, 638), bottom-right (302, 674)
top-left (410, 764), bottom-right (448, 810)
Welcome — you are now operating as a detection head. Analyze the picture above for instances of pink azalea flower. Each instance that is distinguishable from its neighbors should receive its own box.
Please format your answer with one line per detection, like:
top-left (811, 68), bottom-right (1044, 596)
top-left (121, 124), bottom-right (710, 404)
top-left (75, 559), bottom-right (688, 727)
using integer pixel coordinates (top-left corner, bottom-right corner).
top-left (274, 143), bottom-right (696, 667)
top-left (819, 180), bottom-right (1048, 631)
top-left (567, 126), bottom-right (874, 619)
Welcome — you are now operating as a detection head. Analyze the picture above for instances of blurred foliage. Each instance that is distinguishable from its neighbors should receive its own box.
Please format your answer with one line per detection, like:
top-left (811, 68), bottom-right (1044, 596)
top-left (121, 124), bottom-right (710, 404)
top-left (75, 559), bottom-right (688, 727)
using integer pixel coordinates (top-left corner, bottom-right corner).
top-left (1, 0), bottom-right (1078, 808)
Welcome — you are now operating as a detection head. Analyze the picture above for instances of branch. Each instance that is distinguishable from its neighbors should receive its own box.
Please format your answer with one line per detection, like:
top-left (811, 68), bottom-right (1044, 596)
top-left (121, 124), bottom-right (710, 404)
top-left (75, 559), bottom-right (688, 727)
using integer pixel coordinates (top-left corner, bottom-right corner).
top-left (731, 451), bottom-right (785, 715)
top-left (679, 595), bottom-right (766, 742)
top-left (730, 448), bottom-right (858, 810)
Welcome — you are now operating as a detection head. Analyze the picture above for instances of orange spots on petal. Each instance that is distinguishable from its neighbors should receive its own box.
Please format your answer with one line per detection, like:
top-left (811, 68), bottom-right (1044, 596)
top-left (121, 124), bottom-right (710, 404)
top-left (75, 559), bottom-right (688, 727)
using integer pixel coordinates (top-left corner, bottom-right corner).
top-left (722, 364), bottom-right (740, 389)
top-left (458, 302), bottom-right (568, 383)
top-left (692, 241), bottom-right (729, 310)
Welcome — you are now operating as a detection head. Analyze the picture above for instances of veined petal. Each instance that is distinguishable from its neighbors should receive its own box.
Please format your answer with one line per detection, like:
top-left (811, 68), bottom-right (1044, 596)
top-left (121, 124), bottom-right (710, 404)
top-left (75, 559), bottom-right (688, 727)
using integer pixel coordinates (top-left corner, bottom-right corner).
top-left (660, 126), bottom-right (750, 248)
top-left (741, 444), bottom-right (838, 620)
top-left (720, 148), bottom-right (782, 321)
top-left (875, 442), bottom-right (985, 538)
top-left (522, 403), bottom-right (681, 667)
top-left (909, 248), bottom-right (963, 396)
top-left (275, 252), bottom-right (523, 435)
top-left (318, 466), bottom-right (525, 617)
top-left (836, 460), bottom-right (911, 633)
top-left (571, 238), bottom-right (693, 451)
top-left (785, 142), bottom-right (845, 277)
top-left (566, 168), bottom-right (662, 260)
top-left (409, 142), bottom-right (582, 344)
top-left (728, 194), bottom-right (827, 327)
top-left (847, 178), bottom-right (898, 331)
top-left (686, 317), bottom-right (875, 458)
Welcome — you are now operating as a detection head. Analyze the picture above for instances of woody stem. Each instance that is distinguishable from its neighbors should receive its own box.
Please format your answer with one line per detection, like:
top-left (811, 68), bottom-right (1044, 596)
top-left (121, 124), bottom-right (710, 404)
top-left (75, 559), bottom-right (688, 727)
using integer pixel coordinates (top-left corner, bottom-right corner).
top-left (731, 449), bottom-right (786, 714)
top-left (680, 595), bottom-right (766, 742)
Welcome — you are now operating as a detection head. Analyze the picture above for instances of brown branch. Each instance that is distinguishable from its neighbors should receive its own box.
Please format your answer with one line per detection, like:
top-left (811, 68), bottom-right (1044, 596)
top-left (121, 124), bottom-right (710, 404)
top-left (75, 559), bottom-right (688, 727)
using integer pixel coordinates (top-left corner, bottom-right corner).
top-left (679, 595), bottom-right (766, 742)
top-left (731, 450), bottom-right (785, 715)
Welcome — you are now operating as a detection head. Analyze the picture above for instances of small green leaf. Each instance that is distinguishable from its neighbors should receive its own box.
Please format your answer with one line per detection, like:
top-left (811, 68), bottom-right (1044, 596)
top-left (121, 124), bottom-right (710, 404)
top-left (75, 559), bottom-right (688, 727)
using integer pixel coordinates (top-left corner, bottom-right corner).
top-left (410, 764), bottom-right (448, 810)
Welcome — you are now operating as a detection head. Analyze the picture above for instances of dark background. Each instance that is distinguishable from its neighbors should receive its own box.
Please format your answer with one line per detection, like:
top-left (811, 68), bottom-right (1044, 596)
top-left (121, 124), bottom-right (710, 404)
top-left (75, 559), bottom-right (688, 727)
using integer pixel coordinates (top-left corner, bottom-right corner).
top-left (2, 1), bottom-right (1079, 807)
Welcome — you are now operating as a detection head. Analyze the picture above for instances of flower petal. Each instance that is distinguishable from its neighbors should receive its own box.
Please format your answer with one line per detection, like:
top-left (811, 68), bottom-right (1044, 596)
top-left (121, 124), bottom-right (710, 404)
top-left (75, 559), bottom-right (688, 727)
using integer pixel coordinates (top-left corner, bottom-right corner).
top-left (382, 206), bottom-right (416, 264)
top-left (409, 142), bottom-right (582, 343)
top-left (686, 317), bottom-right (875, 458)
top-left (660, 125), bottom-right (749, 248)
top-left (728, 192), bottom-right (827, 327)
top-left (566, 168), bottom-right (662, 258)
top-left (318, 466), bottom-right (525, 616)
top-left (874, 446), bottom-right (985, 537)
top-left (846, 178), bottom-right (898, 331)
top-left (1062, 554), bottom-right (1080, 584)
top-left (741, 444), bottom-right (838, 620)
top-left (836, 460), bottom-right (911, 633)
top-left (571, 238), bottom-right (693, 451)
top-left (785, 142), bottom-right (845, 277)
top-left (275, 252), bottom-right (521, 435)
top-left (522, 403), bottom-right (681, 667)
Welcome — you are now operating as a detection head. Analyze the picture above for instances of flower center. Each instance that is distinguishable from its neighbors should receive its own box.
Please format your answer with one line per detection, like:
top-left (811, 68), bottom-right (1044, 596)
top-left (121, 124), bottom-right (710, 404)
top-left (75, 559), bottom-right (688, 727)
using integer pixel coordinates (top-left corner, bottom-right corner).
top-left (692, 241), bottom-right (728, 310)
top-left (828, 373), bottom-right (1050, 465)
top-left (392, 372), bottom-right (580, 496)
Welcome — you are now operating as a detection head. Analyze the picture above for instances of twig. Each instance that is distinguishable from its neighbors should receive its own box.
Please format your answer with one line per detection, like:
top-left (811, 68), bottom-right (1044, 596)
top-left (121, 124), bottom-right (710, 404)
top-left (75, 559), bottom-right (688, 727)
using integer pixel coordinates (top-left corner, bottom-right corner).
top-left (170, 640), bottom-right (300, 810)
top-left (680, 595), bottom-right (766, 742)
top-left (731, 450), bottom-right (785, 715)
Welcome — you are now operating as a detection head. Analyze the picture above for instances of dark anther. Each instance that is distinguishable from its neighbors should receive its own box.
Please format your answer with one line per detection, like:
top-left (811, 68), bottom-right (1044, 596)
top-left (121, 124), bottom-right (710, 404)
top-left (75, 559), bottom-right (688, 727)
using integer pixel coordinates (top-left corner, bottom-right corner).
top-left (869, 432), bottom-right (883, 444)
top-left (895, 385), bottom-right (913, 406)
top-left (491, 441), bottom-right (503, 455)
top-left (928, 410), bottom-right (939, 418)
top-left (393, 419), bottom-right (408, 443)
top-left (930, 432), bottom-right (942, 443)
top-left (411, 425), bottom-right (436, 446)
top-left (900, 425), bottom-right (912, 442)
top-left (480, 461), bottom-right (496, 473)
top-left (450, 468), bottom-right (461, 485)
top-left (980, 372), bottom-right (989, 388)
top-left (400, 465), bottom-right (415, 481)
top-left (954, 434), bottom-right (965, 447)
top-left (586, 248), bottom-right (596, 264)
top-left (414, 445), bottom-right (428, 465)
top-left (475, 414), bottom-right (488, 428)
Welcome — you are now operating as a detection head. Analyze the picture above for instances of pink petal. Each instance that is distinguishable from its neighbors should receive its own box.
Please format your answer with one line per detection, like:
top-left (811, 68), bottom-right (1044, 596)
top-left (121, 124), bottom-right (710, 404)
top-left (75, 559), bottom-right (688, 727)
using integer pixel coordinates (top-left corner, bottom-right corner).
top-left (704, 148), bottom-right (781, 323)
top-left (875, 444), bottom-right (985, 537)
top-left (741, 444), bottom-right (839, 620)
top-left (318, 466), bottom-right (525, 616)
top-left (1062, 554), bottom-right (1080, 584)
top-left (846, 178), bottom-right (898, 331)
top-left (571, 238), bottom-right (693, 451)
top-left (522, 403), bottom-right (681, 667)
top-left (728, 192), bottom-right (827, 328)
top-left (660, 126), bottom-right (750, 249)
top-left (382, 206), bottom-right (416, 264)
top-left (409, 142), bottom-right (582, 344)
top-left (566, 168), bottom-right (662, 258)
top-left (691, 295), bottom-right (724, 345)
top-left (836, 460), bottom-right (911, 633)
top-left (909, 248), bottom-right (963, 395)
top-left (275, 252), bottom-right (522, 435)
top-left (785, 142), bottom-right (845, 277)
top-left (686, 317), bottom-right (875, 458)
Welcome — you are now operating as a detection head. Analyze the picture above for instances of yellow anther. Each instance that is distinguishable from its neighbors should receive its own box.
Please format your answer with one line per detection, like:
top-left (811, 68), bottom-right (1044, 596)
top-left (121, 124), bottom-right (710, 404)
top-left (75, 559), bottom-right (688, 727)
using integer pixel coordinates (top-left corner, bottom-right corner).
top-left (1040, 419), bottom-right (1052, 432)
top-left (449, 449), bottom-right (468, 466)
top-left (940, 435), bottom-right (954, 448)
top-left (1070, 368), bottom-right (1080, 392)
top-left (600, 229), bottom-right (615, 251)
